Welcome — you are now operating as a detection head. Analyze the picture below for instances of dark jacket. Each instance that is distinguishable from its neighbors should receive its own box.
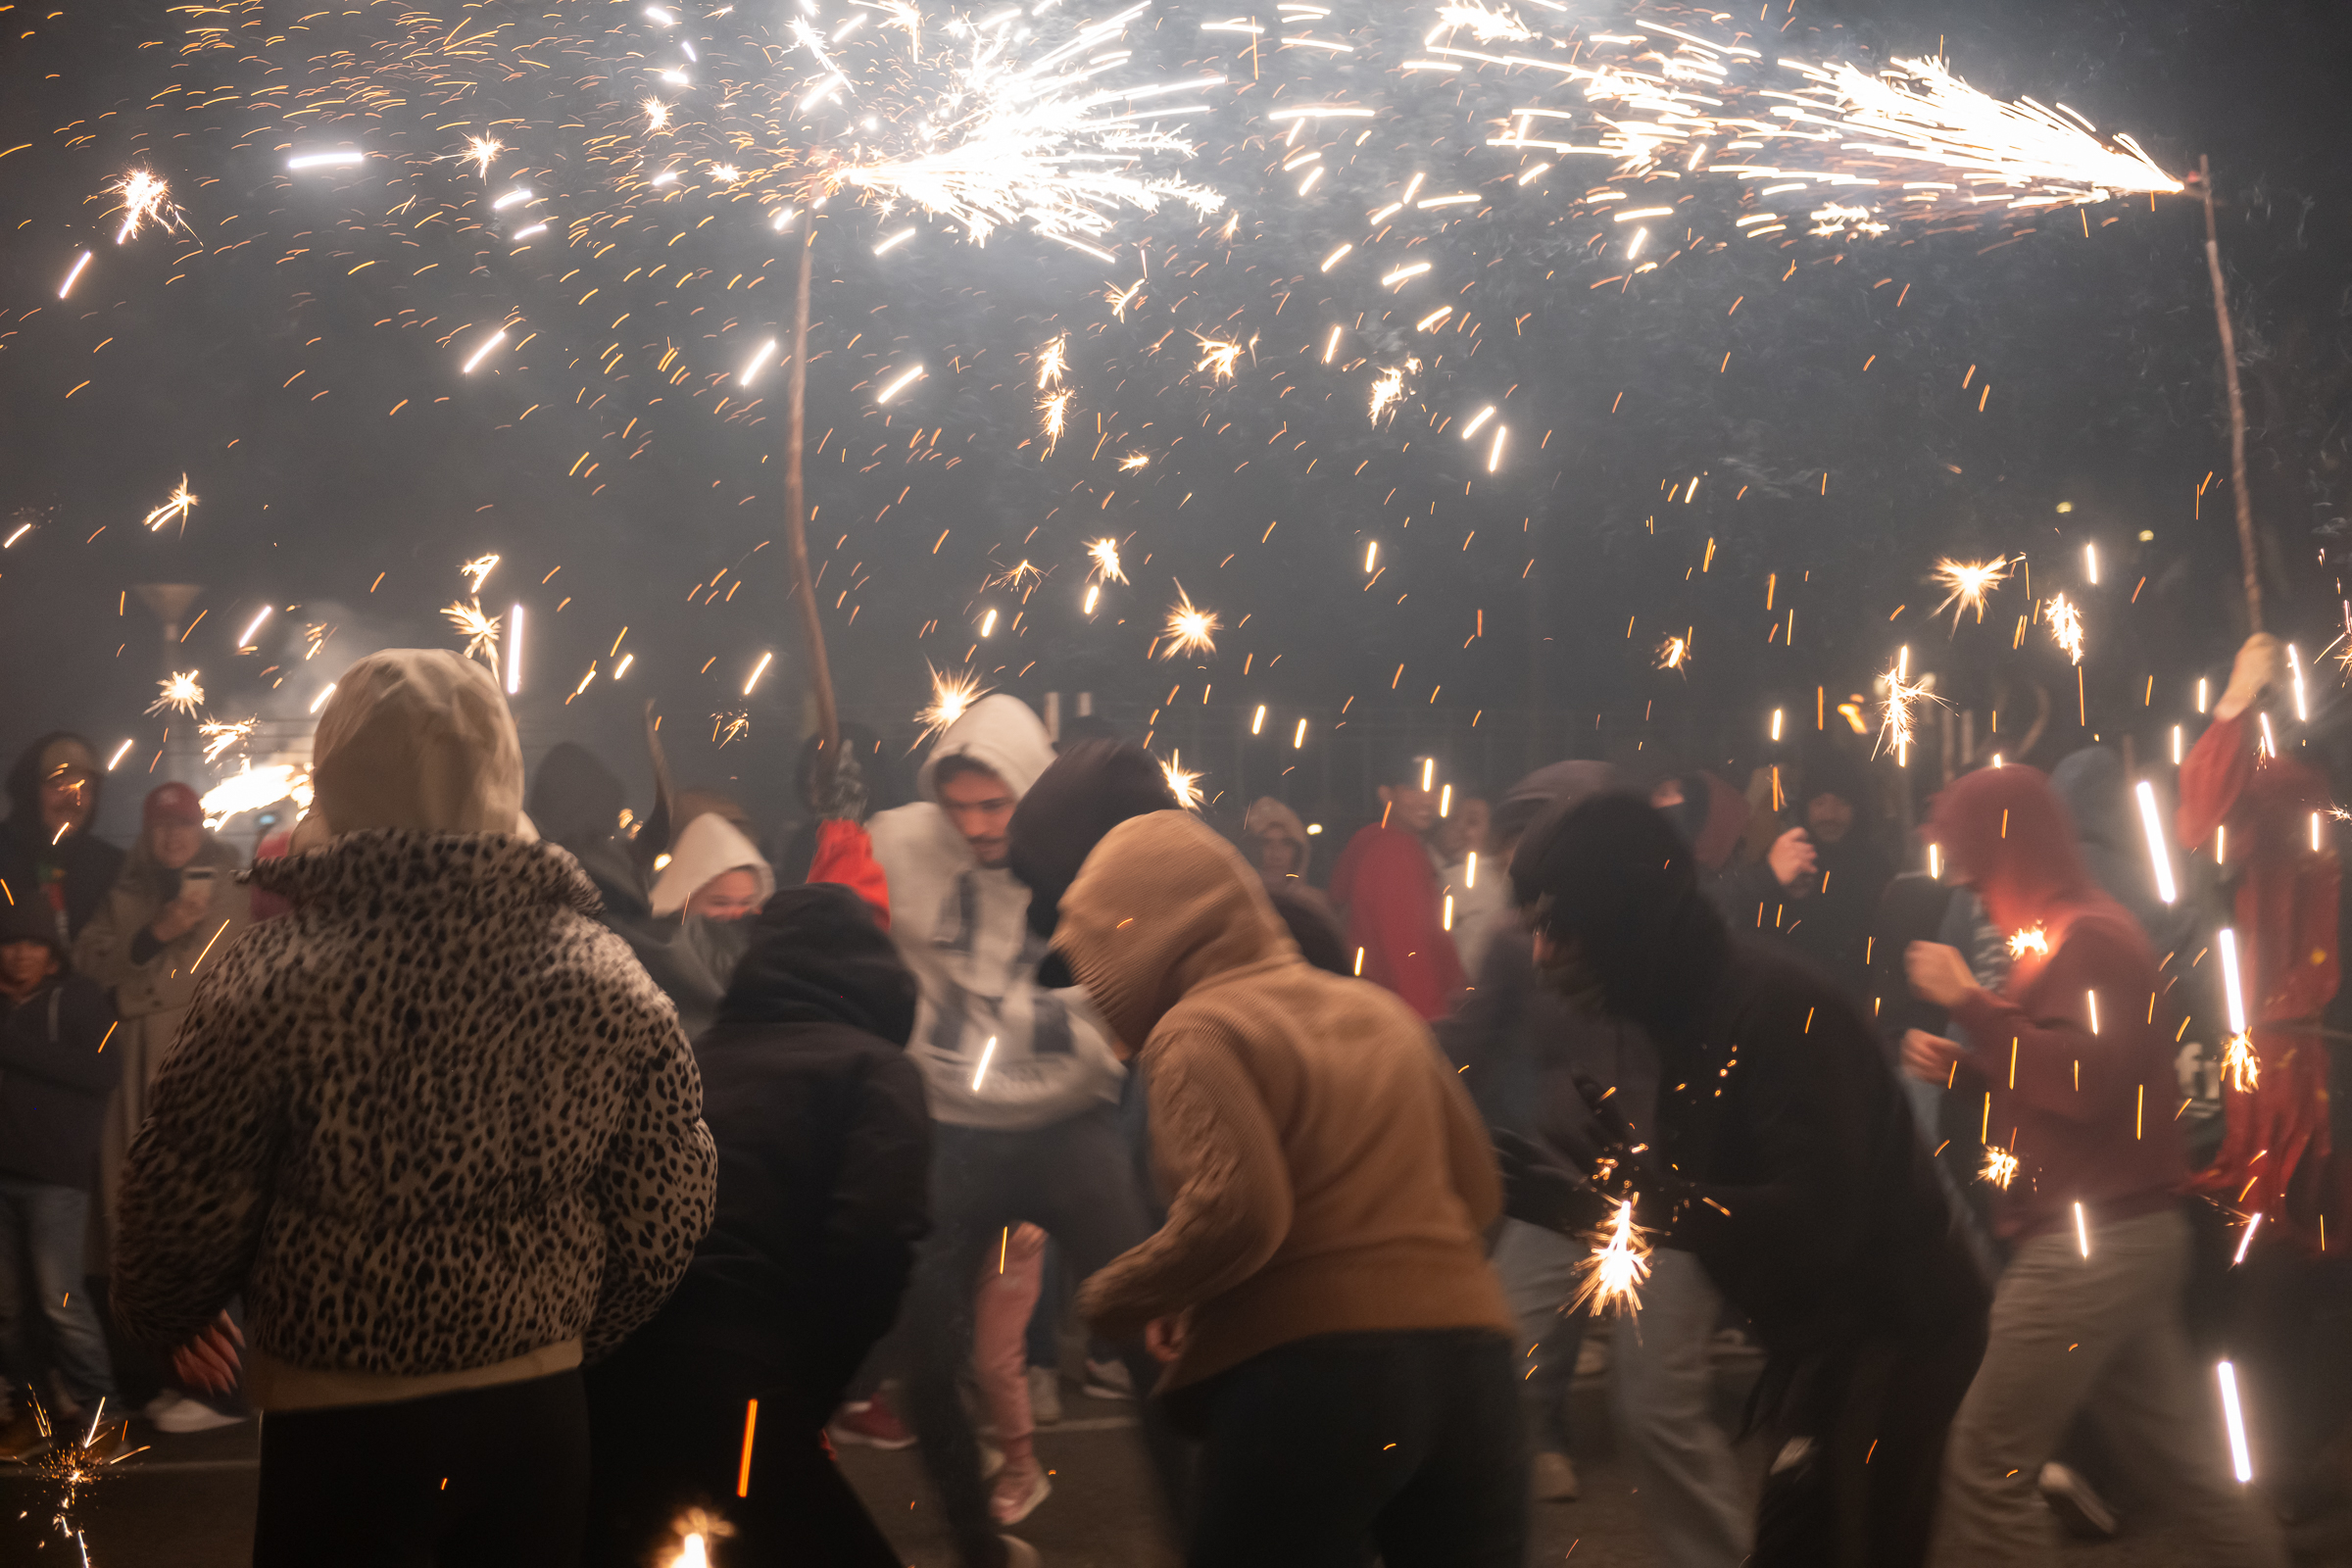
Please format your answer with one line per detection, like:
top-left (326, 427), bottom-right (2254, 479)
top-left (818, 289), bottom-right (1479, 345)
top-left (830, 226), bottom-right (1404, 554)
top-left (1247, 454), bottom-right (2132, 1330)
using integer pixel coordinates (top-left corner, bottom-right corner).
top-left (1008, 739), bottom-right (1180, 939)
top-left (1, 732), bottom-right (126, 942)
top-left (660, 883), bottom-right (931, 1367)
top-left (1514, 794), bottom-right (1984, 1412)
top-left (0, 951), bottom-right (120, 1190)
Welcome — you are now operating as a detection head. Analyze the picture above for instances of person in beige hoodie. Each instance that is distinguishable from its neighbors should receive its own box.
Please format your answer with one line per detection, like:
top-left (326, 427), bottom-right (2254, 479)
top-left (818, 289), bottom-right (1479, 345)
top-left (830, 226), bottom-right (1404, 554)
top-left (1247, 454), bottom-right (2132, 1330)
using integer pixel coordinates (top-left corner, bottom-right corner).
top-left (1056, 809), bottom-right (1524, 1568)
top-left (111, 650), bottom-right (715, 1566)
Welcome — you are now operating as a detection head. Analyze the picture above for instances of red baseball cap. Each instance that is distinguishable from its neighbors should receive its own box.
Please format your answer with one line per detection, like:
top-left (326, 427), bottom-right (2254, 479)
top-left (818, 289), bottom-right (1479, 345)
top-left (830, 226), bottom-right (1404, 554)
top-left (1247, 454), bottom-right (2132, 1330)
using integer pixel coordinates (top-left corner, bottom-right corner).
top-left (144, 781), bottom-right (205, 828)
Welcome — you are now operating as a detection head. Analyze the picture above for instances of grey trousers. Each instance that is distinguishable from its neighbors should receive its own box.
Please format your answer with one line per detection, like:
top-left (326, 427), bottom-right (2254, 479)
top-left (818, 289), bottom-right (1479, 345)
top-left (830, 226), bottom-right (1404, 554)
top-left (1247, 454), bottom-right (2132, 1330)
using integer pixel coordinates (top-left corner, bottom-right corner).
top-left (1931, 1206), bottom-right (2286, 1568)
top-left (1494, 1220), bottom-right (1750, 1568)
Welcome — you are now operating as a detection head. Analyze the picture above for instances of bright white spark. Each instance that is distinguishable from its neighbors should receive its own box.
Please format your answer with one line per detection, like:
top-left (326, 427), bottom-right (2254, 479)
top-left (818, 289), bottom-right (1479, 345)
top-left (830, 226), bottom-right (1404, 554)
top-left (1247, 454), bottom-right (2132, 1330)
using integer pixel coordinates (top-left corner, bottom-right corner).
top-left (2007, 925), bottom-right (2049, 958)
top-left (462, 328), bottom-right (509, 373)
top-left (1981, 1146), bottom-right (2020, 1189)
top-left (1087, 537), bottom-right (1127, 583)
top-left (200, 762), bottom-right (312, 831)
top-left (1035, 333), bottom-right (1068, 389)
top-left (462, 136), bottom-right (504, 177)
top-left (442, 600), bottom-right (503, 673)
top-left (108, 169), bottom-right (181, 243)
top-left (58, 249), bottom-right (93, 298)
top-left (199, 716), bottom-right (258, 764)
top-left (1933, 557), bottom-right (2011, 627)
top-left (1160, 588), bottom-right (1219, 658)
top-left (1568, 1198), bottom-right (1653, 1316)
top-left (461, 555), bottom-right (501, 595)
top-left (2046, 592), bottom-right (2085, 664)
top-left (142, 476), bottom-right (198, 532)
top-left (916, 665), bottom-right (990, 738)
top-left (875, 364), bottom-right (927, 403)
top-left (149, 671), bottom-right (206, 717)
top-left (738, 337), bottom-right (779, 388)
top-left (1192, 333), bottom-right (1244, 380)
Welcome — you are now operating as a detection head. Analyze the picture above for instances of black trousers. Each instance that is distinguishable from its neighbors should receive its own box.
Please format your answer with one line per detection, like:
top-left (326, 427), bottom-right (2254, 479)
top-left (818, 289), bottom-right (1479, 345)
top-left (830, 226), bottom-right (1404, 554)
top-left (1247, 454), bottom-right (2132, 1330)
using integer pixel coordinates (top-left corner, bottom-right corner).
top-left (900, 1108), bottom-right (1190, 1564)
top-left (252, 1370), bottom-right (588, 1568)
top-left (582, 1295), bottom-right (899, 1568)
top-left (1170, 1328), bottom-right (1525, 1568)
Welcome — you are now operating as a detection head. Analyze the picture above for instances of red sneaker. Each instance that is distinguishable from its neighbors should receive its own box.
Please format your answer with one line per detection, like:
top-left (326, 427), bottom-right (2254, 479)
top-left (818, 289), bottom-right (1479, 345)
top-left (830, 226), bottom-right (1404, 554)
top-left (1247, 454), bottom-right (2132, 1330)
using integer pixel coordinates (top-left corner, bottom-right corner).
top-left (828, 1394), bottom-right (917, 1451)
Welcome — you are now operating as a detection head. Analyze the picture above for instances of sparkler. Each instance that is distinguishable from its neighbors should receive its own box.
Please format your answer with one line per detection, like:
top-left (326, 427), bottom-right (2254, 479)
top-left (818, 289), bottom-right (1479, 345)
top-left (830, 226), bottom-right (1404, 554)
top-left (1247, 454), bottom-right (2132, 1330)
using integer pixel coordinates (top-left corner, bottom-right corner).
top-left (442, 601), bottom-right (502, 673)
top-left (2007, 926), bottom-right (2049, 958)
top-left (1932, 557), bottom-right (2011, 627)
top-left (1655, 634), bottom-right (1690, 671)
top-left (1569, 1198), bottom-right (1654, 1316)
top-left (1981, 1146), bottom-right (2020, 1189)
top-left (2134, 780), bottom-right (2179, 905)
top-left (149, 671), bottom-right (205, 717)
top-left (2045, 593), bottom-right (2085, 664)
top-left (1039, 390), bottom-right (1071, 454)
top-left (1160, 589), bottom-right (1220, 659)
top-left (461, 555), bottom-right (501, 596)
top-left (22, 1395), bottom-right (147, 1545)
top-left (1192, 333), bottom-right (1245, 381)
top-left (2217, 926), bottom-right (2259, 1092)
top-left (142, 476), bottom-right (198, 532)
top-left (107, 169), bottom-right (181, 243)
top-left (200, 762), bottom-right (313, 829)
top-left (712, 710), bottom-right (751, 745)
top-left (1161, 754), bottom-right (1203, 808)
top-left (462, 135), bottom-right (504, 177)
top-left (198, 716), bottom-right (257, 764)
top-left (1034, 333), bottom-right (1068, 389)
top-left (916, 665), bottom-right (989, 739)
top-left (1876, 649), bottom-right (1936, 764)
top-left (1368, 359), bottom-right (1419, 424)
top-left (1118, 451), bottom-right (1151, 471)
top-left (1086, 538), bottom-right (1126, 584)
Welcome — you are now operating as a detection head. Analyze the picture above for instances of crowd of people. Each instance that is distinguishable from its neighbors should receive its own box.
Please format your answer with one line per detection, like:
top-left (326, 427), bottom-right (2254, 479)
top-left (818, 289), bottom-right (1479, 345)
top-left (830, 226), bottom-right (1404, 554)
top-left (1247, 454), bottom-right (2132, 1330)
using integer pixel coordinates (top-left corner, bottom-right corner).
top-left (0, 633), bottom-right (2345, 1567)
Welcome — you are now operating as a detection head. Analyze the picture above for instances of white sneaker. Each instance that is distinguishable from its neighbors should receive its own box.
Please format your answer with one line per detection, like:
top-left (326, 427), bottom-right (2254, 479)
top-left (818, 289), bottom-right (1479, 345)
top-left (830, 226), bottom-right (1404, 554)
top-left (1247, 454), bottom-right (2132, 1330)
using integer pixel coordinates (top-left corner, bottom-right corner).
top-left (142, 1392), bottom-right (189, 1423)
top-left (1081, 1357), bottom-right (1133, 1400)
top-left (992, 1456), bottom-right (1053, 1526)
top-left (1532, 1448), bottom-right (1581, 1501)
top-left (1026, 1366), bottom-right (1063, 1426)
top-left (154, 1399), bottom-right (245, 1435)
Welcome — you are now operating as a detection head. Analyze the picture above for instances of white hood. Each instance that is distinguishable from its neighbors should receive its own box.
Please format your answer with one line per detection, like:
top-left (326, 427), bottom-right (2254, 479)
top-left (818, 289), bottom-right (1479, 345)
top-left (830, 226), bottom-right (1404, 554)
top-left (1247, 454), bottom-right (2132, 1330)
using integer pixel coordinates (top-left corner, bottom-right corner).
top-left (915, 694), bottom-right (1055, 803)
top-left (650, 811), bottom-right (775, 917)
top-left (294, 649), bottom-right (532, 851)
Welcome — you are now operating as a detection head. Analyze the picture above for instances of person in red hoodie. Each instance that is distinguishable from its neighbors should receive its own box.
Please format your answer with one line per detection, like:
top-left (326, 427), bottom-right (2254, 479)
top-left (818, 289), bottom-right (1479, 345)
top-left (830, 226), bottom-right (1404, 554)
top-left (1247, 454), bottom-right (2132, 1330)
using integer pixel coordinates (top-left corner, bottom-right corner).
top-left (2175, 632), bottom-right (2339, 1243)
top-left (1903, 764), bottom-right (2284, 1566)
top-left (1329, 756), bottom-right (1465, 1020)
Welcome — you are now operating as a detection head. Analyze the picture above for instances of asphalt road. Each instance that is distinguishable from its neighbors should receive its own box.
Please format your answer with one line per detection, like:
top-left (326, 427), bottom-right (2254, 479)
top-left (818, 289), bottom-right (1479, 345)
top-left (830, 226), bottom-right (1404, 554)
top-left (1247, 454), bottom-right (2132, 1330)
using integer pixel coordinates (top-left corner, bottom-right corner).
top-left (8, 1357), bottom-right (2342, 1567)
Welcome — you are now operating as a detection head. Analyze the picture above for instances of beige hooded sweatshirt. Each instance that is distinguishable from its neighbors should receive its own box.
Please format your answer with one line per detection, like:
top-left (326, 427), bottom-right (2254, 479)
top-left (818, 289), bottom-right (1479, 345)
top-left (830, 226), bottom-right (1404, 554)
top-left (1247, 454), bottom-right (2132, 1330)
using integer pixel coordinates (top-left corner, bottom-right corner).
top-left (1059, 811), bottom-right (1510, 1397)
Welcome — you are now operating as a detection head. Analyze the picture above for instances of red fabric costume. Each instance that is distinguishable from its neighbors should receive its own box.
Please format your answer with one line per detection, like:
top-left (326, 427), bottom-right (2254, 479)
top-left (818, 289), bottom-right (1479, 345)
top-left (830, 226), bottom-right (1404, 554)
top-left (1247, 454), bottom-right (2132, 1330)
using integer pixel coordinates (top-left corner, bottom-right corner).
top-left (1330, 822), bottom-right (1465, 1020)
top-left (2176, 712), bottom-right (2338, 1243)
top-left (808, 817), bottom-right (892, 930)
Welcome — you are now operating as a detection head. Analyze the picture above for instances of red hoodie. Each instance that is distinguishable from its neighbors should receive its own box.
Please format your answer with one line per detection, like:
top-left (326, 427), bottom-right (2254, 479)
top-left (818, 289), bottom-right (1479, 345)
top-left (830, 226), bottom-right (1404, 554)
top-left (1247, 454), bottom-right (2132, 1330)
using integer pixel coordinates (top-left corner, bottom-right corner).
top-left (1930, 765), bottom-right (2186, 1243)
top-left (1330, 822), bottom-right (1465, 1021)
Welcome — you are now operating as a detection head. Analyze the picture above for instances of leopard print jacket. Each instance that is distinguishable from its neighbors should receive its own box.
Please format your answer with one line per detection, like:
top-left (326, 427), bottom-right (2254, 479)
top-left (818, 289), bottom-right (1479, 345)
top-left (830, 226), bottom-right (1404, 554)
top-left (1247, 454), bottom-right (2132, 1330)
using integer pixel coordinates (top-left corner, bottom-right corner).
top-left (112, 829), bottom-right (717, 1374)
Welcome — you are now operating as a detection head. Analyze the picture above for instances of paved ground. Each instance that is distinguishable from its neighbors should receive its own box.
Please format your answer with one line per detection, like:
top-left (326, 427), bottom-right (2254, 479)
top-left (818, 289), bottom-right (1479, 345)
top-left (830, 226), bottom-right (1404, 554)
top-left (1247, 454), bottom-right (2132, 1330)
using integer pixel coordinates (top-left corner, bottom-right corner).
top-left (8, 1361), bottom-right (2344, 1566)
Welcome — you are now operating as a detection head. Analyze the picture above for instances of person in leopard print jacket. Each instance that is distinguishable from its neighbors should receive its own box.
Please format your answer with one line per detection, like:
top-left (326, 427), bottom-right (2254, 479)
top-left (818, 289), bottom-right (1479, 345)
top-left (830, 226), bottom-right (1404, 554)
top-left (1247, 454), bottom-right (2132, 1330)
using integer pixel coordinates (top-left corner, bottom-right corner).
top-left (112, 649), bottom-right (717, 1566)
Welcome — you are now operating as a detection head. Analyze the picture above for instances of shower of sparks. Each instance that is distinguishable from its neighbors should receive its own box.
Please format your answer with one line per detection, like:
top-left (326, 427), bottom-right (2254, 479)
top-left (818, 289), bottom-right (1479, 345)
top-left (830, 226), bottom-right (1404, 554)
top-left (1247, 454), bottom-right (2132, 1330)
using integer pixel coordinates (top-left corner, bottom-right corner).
top-left (2007, 925), bottom-right (2049, 958)
top-left (1192, 333), bottom-right (1245, 380)
top-left (1981, 1145), bottom-right (2020, 1189)
top-left (1433, 1), bottom-right (1535, 45)
top-left (24, 1395), bottom-right (147, 1537)
top-left (1932, 557), bottom-right (2011, 627)
top-left (916, 665), bottom-right (989, 739)
top-left (107, 168), bottom-right (181, 243)
top-left (442, 600), bottom-right (503, 672)
top-left (1034, 333), bottom-right (1068, 389)
top-left (1568, 1198), bottom-right (1653, 1317)
top-left (1876, 656), bottom-right (1938, 764)
top-left (1117, 451), bottom-right (1151, 471)
top-left (712, 709), bottom-right (752, 746)
top-left (1086, 537), bottom-right (1127, 584)
top-left (142, 476), bottom-right (198, 532)
top-left (988, 559), bottom-right (1044, 590)
top-left (198, 716), bottom-right (257, 763)
top-left (201, 762), bottom-right (313, 829)
top-left (1161, 755), bottom-right (1203, 808)
top-left (827, 6), bottom-right (1225, 251)
top-left (461, 135), bottom-right (504, 176)
top-left (2222, 1032), bottom-right (2260, 1094)
top-left (2045, 593), bottom-right (2085, 663)
top-left (1038, 390), bottom-right (1071, 453)
top-left (1104, 279), bottom-right (1145, 319)
top-left (1368, 360), bottom-right (1418, 424)
top-left (461, 555), bottom-right (502, 595)
top-left (642, 96), bottom-right (672, 132)
top-left (1655, 634), bottom-right (1690, 671)
top-left (148, 671), bottom-right (205, 717)
top-left (1160, 588), bottom-right (1220, 658)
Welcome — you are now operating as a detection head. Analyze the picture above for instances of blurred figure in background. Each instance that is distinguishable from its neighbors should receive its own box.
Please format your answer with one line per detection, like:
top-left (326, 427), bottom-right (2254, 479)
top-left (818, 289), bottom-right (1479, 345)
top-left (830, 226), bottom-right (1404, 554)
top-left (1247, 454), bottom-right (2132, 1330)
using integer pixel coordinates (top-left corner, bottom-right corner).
top-left (1, 733), bottom-right (123, 944)
top-left (1780, 749), bottom-right (1892, 1003)
top-left (1650, 768), bottom-right (1815, 934)
top-left (0, 905), bottom-right (120, 1461)
top-left (649, 809), bottom-right (776, 1040)
top-left (1059, 809), bottom-right (1524, 1568)
top-left (1908, 763), bottom-right (2286, 1567)
top-left (1437, 789), bottom-right (1506, 980)
top-left (585, 882), bottom-right (927, 1568)
top-left (1331, 755), bottom-right (1465, 1020)
top-left (72, 780), bottom-right (258, 1433)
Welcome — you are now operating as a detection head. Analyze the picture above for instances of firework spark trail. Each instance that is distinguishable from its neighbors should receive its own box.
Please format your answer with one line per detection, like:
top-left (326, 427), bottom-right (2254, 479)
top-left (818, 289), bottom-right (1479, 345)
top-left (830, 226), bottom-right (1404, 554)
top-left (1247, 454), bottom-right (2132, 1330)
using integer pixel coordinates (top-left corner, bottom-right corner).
top-left (1981, 1145), bottom-right (2020, 1189)
top-left (1159, 588), bottom-right (1219, 658)
top-left (1086, 538), bottom-right (1127, 584)
top-left (2046, 592), bottom-right (2085, 663)
top-left (1039, 390), bottom-right (1071, 454)
top-left (1876, 647), bottom-right (1938, 764)
top-left (198, 716), bottom-right (258, 763)
top-left (107, 169), bottom-right (182, 243)
top-left (1161, 753), bottom-right (1203, 808)
top-left (442, 600), bottom-right (503, 673)
top-left (201, 762), bottom-right (314, 829)
top-left (1933, 557), bottom-right (2012, 627)
top-left (148, 671), bottom-right (205, 716)
top-left (1568, 1198), bottom-right (1653, 1316)
top-left (142, 476), bottom-right (198, 532)
top-left (916, 665), bottom-right (988, 739)
top-left (1191, 333), bottom-right (1245, 381)
top-left (1655, 633), bottom-right (1690, 671)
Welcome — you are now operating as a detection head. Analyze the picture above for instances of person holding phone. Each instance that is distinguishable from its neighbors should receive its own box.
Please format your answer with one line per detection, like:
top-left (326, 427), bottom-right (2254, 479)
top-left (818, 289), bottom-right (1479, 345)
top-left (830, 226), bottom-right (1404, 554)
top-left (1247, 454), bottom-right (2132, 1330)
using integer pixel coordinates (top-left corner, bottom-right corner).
top-left (71, 781), bottom-right (256, 1433)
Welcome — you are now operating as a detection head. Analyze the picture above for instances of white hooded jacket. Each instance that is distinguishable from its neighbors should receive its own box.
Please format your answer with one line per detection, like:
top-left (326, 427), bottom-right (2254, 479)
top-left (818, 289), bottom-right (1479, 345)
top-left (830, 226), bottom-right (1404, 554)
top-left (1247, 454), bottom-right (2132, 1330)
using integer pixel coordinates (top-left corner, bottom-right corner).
top-left (650, 811), bottom-right (775, 917)
top-left (867, 695), bottom-right (1124, 1130)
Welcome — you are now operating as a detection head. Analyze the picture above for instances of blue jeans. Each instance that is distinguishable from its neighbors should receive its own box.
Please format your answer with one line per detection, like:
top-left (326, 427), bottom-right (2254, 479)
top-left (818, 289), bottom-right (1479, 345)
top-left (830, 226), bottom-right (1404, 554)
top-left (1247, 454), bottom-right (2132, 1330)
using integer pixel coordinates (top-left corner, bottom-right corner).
top-left (0, 1176), bottom-right (116, 1406)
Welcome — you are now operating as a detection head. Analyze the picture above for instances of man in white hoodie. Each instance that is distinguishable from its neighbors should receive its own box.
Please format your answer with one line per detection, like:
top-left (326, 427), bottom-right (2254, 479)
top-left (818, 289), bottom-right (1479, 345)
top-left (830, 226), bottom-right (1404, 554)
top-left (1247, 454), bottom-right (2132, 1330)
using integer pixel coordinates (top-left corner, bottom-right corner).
top-left (868, 696), bottom-right (1179, 1568)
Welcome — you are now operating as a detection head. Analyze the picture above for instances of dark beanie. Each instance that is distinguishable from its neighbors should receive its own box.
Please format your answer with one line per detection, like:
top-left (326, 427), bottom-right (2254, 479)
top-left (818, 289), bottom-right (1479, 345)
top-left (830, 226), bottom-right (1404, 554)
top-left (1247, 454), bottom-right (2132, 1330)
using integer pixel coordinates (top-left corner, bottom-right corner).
top-left (1007, 740), bottom-right (1180, 938)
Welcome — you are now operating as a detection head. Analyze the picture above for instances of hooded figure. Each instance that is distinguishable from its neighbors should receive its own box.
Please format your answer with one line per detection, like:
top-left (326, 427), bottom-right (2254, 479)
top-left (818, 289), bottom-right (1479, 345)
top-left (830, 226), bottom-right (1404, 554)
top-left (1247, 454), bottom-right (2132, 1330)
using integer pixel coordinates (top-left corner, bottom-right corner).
top-left (868, 694), bottom-right (1123, 1130)
top-left (111, 649), bottom-right (716, 1566)
top-left (1329, 758), bottom-right (1468, 1022)
top-left (584, 883), bottom-right (928, 1568)
top-left (1, 732), bottom-right (125, 944)
top-left (1008, 739), bottom-right (1180, 941)
top-left (1057, 810), bottom-right (1522, 1567)
top-left (72, 782), bottom-right (258, 1272)
top-left (1906, 763), bottom-right (2287, 1568)
top-left (1512, 792), bottom-right (1984, 1568)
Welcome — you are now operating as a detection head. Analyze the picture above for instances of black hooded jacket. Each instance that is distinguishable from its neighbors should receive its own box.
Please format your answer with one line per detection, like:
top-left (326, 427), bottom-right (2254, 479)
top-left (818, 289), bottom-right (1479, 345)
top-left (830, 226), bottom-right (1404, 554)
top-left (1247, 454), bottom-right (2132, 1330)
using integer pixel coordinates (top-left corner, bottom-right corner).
top-left (662, 883), bottom-right (931, 1359)
top-left (1513, 794), bottom-right (1983, 1406)
top-left (1, 732), bottom-right (125, 942)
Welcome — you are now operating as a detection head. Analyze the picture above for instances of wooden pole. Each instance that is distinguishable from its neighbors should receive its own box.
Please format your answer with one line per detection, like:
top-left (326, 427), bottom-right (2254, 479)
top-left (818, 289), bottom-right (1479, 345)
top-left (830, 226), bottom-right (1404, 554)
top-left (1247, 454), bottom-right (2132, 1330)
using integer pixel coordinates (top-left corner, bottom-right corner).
top-left (2199, 155), bottom-right (2263, 633)
top-left (782, 232), bottom-right (843, 796)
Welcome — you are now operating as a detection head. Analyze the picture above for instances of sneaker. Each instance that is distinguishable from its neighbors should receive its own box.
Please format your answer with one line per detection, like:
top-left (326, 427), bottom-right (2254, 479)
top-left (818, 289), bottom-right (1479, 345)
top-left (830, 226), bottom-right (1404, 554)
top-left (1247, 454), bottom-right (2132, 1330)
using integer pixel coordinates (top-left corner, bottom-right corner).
top-left (2040, 1462), bottom-right (2122, 1539)
top-left (1532, 1448), bottom-right (1581, 1502)
top-left (1081, 1358), bottom-right (1133, 1400)
top-left (828, 1395), bottom-right (916, 1450)
top-left (141, 1392), bottom-right (188, 1423)
top-left (0, 1408), bottom-right (51, 1464)
top-left (154, 1398), bottom-right (245, 1435)
top-left (1026, 1366), bottom-right (1063, 1427)
top-left (999, 1537), bottom-right (1041, 1568)
top-left (992, 1455), bottom-right (1053, 1526)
